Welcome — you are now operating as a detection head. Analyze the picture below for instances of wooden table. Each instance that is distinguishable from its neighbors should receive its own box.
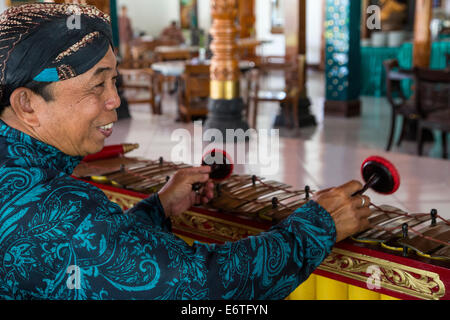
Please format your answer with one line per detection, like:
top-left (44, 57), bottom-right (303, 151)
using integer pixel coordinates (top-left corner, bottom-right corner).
top-left (155, 45), bottom-right (200, 61)
top-left (155, 45), bottom-right (200, 54)
top-left (151, 59), bottom-right (255, 77)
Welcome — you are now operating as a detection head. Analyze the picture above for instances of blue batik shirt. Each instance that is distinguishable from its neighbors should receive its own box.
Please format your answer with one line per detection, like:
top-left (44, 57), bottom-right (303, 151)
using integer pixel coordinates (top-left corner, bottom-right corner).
top-left (0, 119), bottom-right (336, 300)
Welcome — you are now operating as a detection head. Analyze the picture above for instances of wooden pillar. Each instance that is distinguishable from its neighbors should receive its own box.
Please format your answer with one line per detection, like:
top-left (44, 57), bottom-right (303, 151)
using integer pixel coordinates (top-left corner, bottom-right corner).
top-left (278, 0), bottom-right (316, 128)
top-left (237, 0), bottom-right (256, 61)
top-left (324, 0), bottom-right (362, 117)
top-left (238, 0), bottom-right (255, 39)
top-left (361, 0), bottom-right (370, 40)
top-left (284, 0), bottom-right (306, 64)
top-left (413, 0), bottom-right (433, 68)
top-left (203, 0), bottom-right (249, 137)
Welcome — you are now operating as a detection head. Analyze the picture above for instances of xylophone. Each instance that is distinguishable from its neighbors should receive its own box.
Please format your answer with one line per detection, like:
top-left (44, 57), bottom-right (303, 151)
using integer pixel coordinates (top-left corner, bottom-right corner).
top-left (72, 151), bottom-right (450, 300)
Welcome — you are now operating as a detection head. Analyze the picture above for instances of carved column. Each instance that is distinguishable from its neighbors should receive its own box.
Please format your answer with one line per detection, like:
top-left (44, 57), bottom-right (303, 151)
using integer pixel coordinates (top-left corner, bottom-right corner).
top-left (413, 0), bottom-right (433, 68)
top-left (324, 0), bottom-right (362, 117)
top-left (204, 0), bottom-right (249, 137)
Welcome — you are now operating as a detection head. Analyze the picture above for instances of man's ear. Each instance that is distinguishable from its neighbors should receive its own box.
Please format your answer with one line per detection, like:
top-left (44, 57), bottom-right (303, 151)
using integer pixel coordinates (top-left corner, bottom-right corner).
top-left (9, 88), bottom-right (40, 127)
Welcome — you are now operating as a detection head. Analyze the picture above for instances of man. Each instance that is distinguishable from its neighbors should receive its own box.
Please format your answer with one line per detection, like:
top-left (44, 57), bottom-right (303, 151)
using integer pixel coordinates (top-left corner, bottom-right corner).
top-left (160, 21), bottom-right (186, 45)
top-left (0, 3), bottom-right (371, 299)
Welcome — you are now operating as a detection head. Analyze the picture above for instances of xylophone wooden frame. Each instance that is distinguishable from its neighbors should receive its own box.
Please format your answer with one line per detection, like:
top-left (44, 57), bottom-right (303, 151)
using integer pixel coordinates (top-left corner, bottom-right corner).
top-left (77, 178), bottom-right (450, 300)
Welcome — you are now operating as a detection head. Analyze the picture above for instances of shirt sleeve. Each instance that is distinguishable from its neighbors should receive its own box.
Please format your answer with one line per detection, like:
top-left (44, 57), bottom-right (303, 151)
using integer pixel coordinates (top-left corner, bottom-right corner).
top-left (124, 193), bottom-right (172, 232)
top-left (58, 190), bottom-right (336, 300)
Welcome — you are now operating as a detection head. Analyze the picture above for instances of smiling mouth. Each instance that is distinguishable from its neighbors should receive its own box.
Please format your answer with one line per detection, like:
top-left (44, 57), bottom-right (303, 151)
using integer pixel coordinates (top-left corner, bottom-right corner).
top-left (98, 122), bottom-right (114, 137)
top-left (99, 123), bottom-right (114, 131)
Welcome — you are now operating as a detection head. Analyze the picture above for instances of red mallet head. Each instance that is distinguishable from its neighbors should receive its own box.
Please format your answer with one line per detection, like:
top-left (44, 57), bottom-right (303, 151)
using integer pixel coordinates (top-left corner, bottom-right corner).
top-left (360, 156), bottom-right (400, 195)
top-left (201, 149), bottom-right (234, 181)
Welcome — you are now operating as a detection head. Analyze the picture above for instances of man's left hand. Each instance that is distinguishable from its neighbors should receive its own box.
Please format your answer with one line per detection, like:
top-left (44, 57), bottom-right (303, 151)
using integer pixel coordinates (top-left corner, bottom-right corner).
top-left (158, 166), bottom-right (215, 218)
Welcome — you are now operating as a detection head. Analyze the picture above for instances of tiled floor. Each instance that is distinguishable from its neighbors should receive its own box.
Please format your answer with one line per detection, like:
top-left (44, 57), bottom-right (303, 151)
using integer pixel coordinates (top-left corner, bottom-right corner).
top-left (109, 70), bottom-right (450, 219)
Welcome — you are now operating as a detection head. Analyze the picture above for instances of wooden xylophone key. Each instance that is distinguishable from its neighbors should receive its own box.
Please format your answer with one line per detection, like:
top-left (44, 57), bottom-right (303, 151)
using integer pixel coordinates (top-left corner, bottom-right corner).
top-left (231, 182), bottom-right (290, 201)
top-left (212, 181), bottom-right (293, 213)
top-left (104, 161), bottom-right (190, 190)
top-left (434, 245), bottom-right (450, 258)
top-left (237, 190), bottom-right (303, 214)
top-left (399, 222), bottom-right (450, 260)
top-left (127, 164), bottom-right (191, 190)
top-left (372, 215), bottom-right (430, 241)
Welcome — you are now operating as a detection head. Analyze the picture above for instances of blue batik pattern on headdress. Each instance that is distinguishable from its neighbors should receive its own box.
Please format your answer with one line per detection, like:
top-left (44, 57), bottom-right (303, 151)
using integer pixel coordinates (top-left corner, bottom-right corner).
top-left (0, 119), bottom-right (336, 300)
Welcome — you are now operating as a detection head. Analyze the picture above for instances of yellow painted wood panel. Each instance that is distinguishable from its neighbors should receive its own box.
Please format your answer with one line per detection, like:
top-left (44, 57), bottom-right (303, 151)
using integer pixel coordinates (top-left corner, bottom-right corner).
top-left (316, 275), bottom-right (348, 300)
top-left (348, 285), bottom-right (381, 300)
top-left (288, 274), bottom-right (316, 300)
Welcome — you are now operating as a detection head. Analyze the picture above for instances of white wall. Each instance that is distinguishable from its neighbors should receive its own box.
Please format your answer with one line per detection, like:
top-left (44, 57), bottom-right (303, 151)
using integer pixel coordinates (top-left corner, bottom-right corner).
top-left (0, 0), bottom-right (7, 14)
top-left (117, 0), bottom-right (211, 39)
top-left (198, 0), bottom-right (211, 33)
top-left (117, 0), bottom-right (324, 63)
top-left (255, 0), bottom-right (285, 56)
top-left (255, 0), bottom-right (324, 63)
top-left (117, 0), bottom-right (180, 37)
top-left (445, 0), bottom-right (450, 14)
top-left (306, 0), bottom-right (324, 65)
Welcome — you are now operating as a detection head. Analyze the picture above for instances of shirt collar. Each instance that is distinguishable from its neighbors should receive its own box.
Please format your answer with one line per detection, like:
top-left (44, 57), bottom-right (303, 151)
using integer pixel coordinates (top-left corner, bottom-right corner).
top-left (0, 119), bottom-right (83, 175)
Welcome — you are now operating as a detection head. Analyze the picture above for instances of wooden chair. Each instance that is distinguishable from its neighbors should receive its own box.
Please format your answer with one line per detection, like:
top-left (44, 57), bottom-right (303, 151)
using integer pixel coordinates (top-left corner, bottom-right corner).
top-left (246, 55), bottom-right (303, 129)
top-left (118, 65), bottom-right (162, 115)
top-left (383, 59), bottom-right (416, 151)
top-left (415, 68), bottom-right (450, 159)
top-left (178, 64), bottom-right (210, 122)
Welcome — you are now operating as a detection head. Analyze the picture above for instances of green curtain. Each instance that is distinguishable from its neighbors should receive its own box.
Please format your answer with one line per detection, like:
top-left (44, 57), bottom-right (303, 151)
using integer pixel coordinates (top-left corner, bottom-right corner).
top-left (360, 46), bottom-right (400, 97)
top-left (360, 41), bottom-right (450, 97)
top-left (397, 41), bottom-right (450, 97)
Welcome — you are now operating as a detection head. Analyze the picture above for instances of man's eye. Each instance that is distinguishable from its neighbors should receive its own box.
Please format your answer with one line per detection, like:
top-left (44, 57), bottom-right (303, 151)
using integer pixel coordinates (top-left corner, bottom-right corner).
top-left (95, 82), bottom-right (105, 88)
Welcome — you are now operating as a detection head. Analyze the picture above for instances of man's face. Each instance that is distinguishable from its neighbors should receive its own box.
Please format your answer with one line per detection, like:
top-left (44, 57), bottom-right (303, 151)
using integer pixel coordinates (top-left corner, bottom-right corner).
top-left (34, 47), bottom-right (120, 157)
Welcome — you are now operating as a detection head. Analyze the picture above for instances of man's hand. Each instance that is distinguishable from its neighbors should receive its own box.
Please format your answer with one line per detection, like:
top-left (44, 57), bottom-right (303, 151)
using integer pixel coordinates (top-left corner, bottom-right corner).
top-left (158, 166), bottom-right (215, 218)
top-left (312, 180), bottom-right (372, 242)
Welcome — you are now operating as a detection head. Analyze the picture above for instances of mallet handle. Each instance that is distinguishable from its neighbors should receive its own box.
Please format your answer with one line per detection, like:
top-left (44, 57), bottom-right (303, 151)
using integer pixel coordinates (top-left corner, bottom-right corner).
top-left (352, 174), bottom-right (380, 197)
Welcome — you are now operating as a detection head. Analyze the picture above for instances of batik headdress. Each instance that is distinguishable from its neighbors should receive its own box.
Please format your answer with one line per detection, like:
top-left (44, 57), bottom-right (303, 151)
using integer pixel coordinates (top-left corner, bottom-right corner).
top-left (0, 3), bottom-right (113, 105)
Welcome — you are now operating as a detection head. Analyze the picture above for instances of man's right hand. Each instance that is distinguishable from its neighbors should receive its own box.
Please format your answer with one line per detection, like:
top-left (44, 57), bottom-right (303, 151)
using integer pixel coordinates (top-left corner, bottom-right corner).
top-left (312, 180), bottom-right (372, 242)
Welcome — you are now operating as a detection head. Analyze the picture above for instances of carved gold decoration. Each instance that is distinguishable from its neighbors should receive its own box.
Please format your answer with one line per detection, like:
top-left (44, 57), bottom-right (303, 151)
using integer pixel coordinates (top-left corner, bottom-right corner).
top-left (210, 80), bottom-right (239, 100)
top-left (318, 248), bottom-right (446, 300)
top-left (102, 189), bottom-right (141, 210)
top-left (172, 210), bottom-right (264, 243)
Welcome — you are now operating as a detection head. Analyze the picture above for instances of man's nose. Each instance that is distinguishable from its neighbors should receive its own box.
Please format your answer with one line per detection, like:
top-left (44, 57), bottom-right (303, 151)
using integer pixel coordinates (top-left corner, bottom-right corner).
top-left (105, 86), bottom-right (121, 111)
